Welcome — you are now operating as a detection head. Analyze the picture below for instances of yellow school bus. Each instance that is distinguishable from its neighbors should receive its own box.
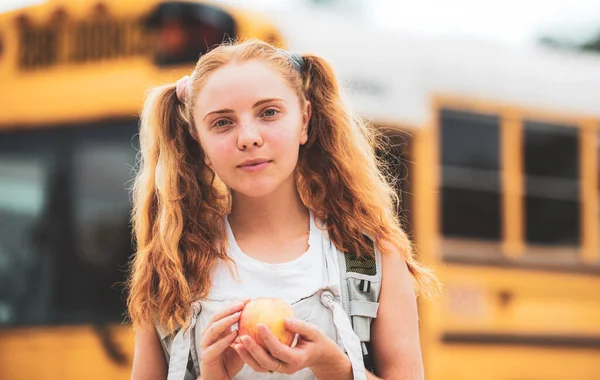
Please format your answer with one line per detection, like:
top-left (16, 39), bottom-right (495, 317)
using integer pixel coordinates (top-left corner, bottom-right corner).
top-left (0, 1), bottom-right (284, 379)
top-left (265, 7), bottom-right (600, 379)
top-left (2, 0), bottom-right (600, 379)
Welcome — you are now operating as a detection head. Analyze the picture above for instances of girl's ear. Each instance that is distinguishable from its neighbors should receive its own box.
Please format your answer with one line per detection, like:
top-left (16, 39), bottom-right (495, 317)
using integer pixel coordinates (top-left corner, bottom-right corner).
top-left (300, 101), bottom-right (311, 145)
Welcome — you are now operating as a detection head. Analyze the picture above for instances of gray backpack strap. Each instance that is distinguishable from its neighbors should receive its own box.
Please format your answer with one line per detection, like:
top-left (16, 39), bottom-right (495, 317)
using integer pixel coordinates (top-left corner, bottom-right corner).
top-left (155, 301), bottom-right (202, 380)
top-left (337, 236), bottom-right (382, 373)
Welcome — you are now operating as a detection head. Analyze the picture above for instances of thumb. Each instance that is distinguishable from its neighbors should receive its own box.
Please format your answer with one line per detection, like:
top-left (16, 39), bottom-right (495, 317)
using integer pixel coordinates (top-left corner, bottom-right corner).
top-left (284, 318), bottom-right (320, 341)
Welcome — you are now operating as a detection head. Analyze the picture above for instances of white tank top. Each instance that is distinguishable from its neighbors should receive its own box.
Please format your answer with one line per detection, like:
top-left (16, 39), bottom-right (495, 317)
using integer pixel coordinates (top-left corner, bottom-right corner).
top-left (163, 210), bottom-right (369, 380)
top-left (207, 210), bottom-right (340, 304)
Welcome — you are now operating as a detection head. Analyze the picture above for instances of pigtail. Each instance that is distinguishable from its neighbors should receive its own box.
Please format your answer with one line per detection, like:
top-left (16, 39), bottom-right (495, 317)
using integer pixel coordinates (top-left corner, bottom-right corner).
top-left (297, 54), bottom-right (383, 249)
top-left (297, 55), bottom-right (439, 297)
top-left (127, 84), bottom-right (228, 331)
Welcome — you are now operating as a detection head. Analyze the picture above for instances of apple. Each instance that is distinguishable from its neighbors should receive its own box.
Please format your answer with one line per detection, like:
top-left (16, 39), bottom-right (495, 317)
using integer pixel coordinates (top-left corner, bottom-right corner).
top-left (238, 297), bottom-right (295, 351)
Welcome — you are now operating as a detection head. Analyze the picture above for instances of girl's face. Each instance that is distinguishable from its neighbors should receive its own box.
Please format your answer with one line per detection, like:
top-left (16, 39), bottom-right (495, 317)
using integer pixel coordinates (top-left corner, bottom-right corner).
top-left (193, 60), bottom-right (310, 198)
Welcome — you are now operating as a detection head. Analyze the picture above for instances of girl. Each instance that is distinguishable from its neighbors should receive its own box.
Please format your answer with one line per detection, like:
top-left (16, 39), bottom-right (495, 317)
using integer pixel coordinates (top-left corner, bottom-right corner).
top-left (127, 39), bottom-right (439, 380)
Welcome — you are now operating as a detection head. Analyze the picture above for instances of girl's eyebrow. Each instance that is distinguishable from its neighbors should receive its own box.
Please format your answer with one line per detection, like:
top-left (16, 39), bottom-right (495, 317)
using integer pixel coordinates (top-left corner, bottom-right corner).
top-left (252, 97), bottom-right (285, 108)
top-left (203, 108), bottom-right (234, 121)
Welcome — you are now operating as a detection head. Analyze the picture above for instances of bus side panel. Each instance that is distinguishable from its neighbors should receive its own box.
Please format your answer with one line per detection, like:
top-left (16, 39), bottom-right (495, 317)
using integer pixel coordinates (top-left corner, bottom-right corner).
top-left (0, 325), bottom-right (135, 380)
top-left (432, 344), bottom-right (600, 380)
top-left (440, 265), bottom-right (600, 335)
top-left (429, 264), bottom-right (600, 380)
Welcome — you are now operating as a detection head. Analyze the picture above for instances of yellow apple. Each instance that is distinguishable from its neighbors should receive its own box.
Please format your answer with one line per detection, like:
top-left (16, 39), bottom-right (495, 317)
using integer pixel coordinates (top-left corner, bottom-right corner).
top-left (238, 297), bottom-right (295, 351)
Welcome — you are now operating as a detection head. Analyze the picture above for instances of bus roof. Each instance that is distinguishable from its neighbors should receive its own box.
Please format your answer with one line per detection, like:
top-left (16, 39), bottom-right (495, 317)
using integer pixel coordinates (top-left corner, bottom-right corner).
top-left (2, 0), bottom-right (599, 128)
top-left (0, 0), bottom-right (284, 128)
top-left (256, 4), bottom-right (600, 127)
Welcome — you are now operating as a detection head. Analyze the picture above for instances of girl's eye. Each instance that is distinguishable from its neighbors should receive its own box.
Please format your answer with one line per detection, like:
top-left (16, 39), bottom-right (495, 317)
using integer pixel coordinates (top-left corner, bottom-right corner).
top-left (214, 119), bottom-right (231, 128)
top-left (262, 109), bottom-right (279, 118)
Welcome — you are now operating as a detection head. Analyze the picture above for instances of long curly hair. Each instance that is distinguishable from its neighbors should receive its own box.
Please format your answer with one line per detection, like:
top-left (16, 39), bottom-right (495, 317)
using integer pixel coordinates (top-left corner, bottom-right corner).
top-left (127, 39), bottom-right (439, 333)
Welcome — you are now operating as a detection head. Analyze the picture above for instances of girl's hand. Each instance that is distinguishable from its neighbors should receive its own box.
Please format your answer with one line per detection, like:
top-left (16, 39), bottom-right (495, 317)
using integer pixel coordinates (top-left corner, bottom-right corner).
top-left (232, 317), bottom-right (347, 375)
top-left (199, 299), bottom-right (249, 380)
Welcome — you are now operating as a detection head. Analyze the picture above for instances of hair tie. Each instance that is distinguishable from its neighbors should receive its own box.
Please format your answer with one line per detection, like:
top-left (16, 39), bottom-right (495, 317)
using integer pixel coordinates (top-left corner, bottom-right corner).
top-left (176, 75), bottom-right (190, 103)
top-left (279, 49), bottom-right (304, 74)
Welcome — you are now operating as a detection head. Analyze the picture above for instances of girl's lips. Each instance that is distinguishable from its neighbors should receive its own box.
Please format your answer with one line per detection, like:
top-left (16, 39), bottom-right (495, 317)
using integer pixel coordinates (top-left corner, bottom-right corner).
top-left (238, 161), bottom-right (272, 172)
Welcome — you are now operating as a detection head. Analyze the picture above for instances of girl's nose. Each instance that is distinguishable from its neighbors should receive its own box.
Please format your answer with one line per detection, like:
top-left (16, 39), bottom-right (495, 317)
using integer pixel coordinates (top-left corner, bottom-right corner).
top-left (237, 121), bottom-right (263, 151)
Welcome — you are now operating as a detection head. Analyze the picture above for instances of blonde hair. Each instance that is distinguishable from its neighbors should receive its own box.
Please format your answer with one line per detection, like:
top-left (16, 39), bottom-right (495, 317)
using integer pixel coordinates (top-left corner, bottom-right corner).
top-left (127, 39), bottom-right (439, 332)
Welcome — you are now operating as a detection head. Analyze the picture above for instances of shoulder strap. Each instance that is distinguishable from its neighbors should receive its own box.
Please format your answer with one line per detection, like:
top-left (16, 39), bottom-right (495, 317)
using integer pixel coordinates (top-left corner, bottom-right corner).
top-left (337, 235), bottom-right (382, 374)
top-left (155, 313), bottom-right (201, 380)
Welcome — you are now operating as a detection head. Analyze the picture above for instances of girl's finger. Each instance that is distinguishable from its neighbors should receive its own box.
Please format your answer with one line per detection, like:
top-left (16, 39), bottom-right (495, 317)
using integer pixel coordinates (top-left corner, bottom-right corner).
top-left (201, 311), bottom-right (241, 348)
top-left (205, 299), bottom-right (249, 328)
top-left (233, 343), bottom-right (268, 373)
top-left (203, 329), bottom-right (238, 359)
top-left (240, 335), bottom-right (283, 373)
top-left (257, 324), bottom-right (296, 362)
top-left (284, 317), bottom-right (321, 341)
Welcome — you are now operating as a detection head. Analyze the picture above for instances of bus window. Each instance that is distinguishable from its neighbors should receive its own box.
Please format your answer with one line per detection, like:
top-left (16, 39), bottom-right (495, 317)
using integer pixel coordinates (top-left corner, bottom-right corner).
top-left (440, 109), bottom-right (501, 241)
top-left (55, 123), bottom-right (138, 324)
top-left (0, 132), bottom-right (59, 326)
top-left (145, 1), bottom-right (237, 66)
top-left (0, 122), bottom-right (138, 326)
top-left (524, 121), bottom-right (579, 246)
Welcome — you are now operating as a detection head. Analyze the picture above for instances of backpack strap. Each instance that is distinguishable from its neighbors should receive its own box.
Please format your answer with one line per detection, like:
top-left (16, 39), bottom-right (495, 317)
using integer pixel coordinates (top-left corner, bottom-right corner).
top-left (337, 235), bottom-right (382, 374)
top-left (155, 302), bottom-right (202, 380)
top-left (156, 326), bottom-right (198, 380)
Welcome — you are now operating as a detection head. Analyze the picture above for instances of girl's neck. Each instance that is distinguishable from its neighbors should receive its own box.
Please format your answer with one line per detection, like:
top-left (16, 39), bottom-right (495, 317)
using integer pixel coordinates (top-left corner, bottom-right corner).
top-left (228, 178), bottom-right (309, 240)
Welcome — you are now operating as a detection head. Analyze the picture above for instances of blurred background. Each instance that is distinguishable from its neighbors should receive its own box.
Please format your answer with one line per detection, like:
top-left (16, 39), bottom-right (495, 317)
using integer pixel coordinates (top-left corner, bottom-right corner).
top-left (1, 0), bottom-right (599, 379)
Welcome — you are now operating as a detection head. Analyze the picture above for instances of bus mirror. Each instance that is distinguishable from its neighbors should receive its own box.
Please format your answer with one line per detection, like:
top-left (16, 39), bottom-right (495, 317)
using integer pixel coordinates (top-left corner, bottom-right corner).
top-left (144, 1), bottom-right (236, 66)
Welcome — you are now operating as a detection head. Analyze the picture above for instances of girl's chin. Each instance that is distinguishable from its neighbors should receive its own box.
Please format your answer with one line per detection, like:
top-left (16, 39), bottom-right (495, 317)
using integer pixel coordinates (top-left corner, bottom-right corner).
top-left (230, 184), bottom-right (280, 199)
